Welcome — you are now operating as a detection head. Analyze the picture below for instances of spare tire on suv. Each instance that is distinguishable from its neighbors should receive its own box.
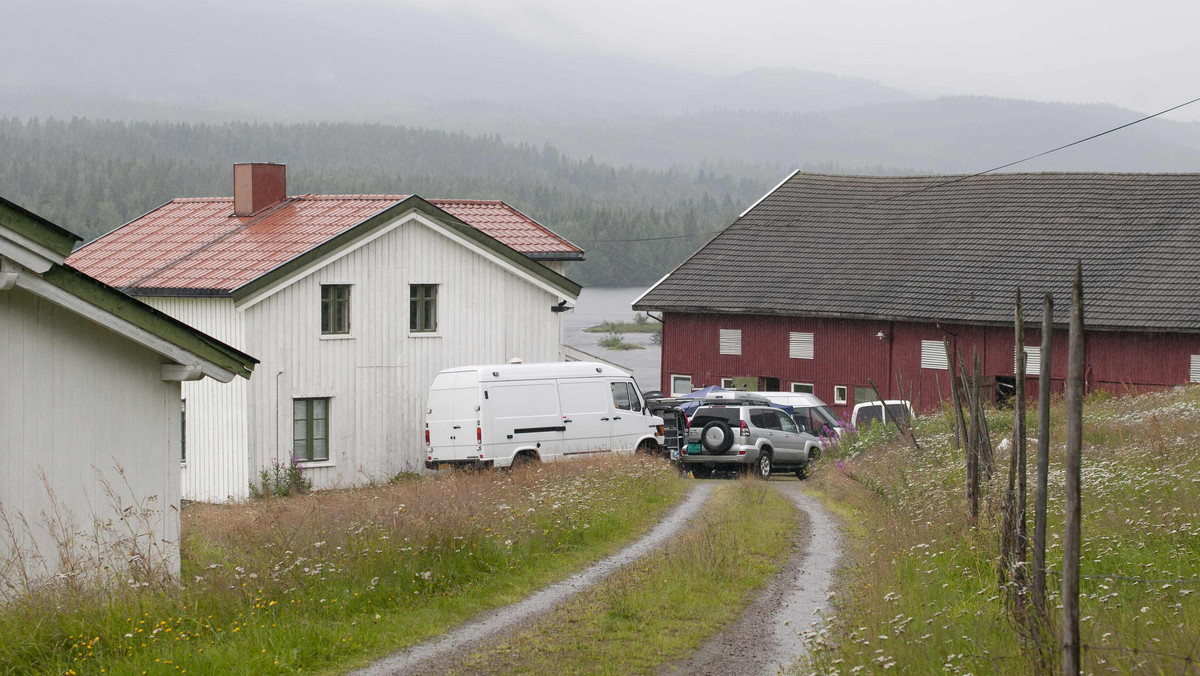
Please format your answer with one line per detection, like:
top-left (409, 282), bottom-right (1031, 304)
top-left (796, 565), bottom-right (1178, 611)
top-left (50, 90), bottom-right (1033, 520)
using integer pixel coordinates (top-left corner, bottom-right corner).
top-left (700, 420), bottom-right (735, 453)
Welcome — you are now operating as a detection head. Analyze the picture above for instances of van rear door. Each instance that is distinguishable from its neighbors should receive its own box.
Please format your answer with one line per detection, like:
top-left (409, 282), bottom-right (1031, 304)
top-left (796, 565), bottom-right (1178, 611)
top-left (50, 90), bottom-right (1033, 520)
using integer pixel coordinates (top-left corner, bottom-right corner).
top-left (427, 371), bottom-right (480, 460)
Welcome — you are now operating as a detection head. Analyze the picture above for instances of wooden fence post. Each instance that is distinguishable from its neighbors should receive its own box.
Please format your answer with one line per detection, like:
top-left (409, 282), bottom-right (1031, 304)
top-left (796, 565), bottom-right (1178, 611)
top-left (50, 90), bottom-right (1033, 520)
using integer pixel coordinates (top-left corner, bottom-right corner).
top-left (1063, 263), bottom-right (1084, 675)
top-left (1033, 293), bottom-right (1054, 617)
top-left (1015, 289), bottom-right (1029, 612)
top-left (945, 339), bottom-right (966, 453)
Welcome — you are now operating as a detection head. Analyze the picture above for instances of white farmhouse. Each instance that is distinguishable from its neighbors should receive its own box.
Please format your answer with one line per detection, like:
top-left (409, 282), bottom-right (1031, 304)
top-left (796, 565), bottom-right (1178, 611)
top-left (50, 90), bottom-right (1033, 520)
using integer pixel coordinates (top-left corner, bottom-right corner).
top-left (69, 163), bottom-right (584, 501)
top-left (0, 196), bottom-right (256, 583)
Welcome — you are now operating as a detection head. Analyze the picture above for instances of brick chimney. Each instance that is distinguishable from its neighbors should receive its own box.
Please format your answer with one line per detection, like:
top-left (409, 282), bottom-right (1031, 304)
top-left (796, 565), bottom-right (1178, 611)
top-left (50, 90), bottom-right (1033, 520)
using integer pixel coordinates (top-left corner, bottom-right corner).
top-left (233, 163), bottom-right (287, 217)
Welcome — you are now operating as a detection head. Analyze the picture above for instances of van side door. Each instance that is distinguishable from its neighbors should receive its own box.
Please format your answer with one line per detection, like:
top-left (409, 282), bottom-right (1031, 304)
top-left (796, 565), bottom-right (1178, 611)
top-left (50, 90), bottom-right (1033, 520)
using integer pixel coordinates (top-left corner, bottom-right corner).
top-left (557, 379), bottom-right (613, 457)
top-left (608, 380), bottom-right (649, 451)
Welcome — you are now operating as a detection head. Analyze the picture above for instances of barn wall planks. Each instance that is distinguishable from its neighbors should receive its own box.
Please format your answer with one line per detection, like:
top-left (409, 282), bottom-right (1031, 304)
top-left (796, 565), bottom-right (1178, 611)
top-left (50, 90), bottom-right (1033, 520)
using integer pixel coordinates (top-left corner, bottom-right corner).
top-left (662, 312), bottom-right (1200, 416)
top-left (0, 285), bottom-right (181, 578)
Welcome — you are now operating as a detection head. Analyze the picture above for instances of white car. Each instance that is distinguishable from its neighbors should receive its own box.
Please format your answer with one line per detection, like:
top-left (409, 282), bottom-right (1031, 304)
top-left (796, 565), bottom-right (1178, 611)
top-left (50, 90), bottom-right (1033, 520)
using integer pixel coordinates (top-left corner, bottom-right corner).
top-left (425, 362), bottom-right (664, 470)
top-left (743, 391), bottom-right (843, 440)
top-left (850, 400), bottom-right (914, 428)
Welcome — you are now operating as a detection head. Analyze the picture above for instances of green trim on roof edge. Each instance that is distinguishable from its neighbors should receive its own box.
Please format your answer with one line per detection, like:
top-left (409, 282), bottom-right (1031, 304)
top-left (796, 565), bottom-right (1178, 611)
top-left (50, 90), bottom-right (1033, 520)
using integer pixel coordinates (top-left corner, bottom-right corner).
top-left (45, 265), bottom-right (258, 379)
top-left (0, 197), bottom-right (82, 257)
top-left (231, 196), bottom-right (582, 304)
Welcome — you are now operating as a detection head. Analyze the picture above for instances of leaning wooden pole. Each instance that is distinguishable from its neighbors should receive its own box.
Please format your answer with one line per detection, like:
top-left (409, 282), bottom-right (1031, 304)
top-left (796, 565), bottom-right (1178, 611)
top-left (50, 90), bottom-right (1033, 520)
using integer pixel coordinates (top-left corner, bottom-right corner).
top-left (1062, 263), bottom-right (1084, 676)
top-left (945, 339), bottom-right (966, 453)
top-left (1014, 288), bottom-right (1029, 612)
top-left (1001, 289), bottom-right (1023, 593)
top-left (1033, 293), bottom-right (1054, 617)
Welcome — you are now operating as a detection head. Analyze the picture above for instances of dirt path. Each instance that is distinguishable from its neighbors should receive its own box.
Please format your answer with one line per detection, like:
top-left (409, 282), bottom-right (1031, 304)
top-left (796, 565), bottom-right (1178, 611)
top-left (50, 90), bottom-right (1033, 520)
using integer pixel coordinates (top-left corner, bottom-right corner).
top-left (664, 477), bottom-right (843, 676)
top-left (351, 482), bottom-right (714, 676)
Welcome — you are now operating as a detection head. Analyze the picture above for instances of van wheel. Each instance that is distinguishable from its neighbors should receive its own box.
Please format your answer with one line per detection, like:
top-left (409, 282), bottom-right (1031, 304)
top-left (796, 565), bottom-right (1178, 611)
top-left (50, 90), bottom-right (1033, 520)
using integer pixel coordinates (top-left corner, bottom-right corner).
top-left (636, 440), bottom-right (658, 456)
top-left (511, 452), bottom-right (538, 470)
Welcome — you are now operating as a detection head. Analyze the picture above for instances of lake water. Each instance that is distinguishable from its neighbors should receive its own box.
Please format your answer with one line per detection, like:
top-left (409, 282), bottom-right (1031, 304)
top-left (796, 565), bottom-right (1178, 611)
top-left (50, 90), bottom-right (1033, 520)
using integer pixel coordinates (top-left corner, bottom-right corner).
top-left (563, 286), bottom-right (662, 391)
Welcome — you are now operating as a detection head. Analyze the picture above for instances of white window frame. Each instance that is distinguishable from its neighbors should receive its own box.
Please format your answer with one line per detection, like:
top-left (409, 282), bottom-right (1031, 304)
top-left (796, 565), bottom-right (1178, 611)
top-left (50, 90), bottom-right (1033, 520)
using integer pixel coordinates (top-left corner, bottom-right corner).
top-left (671, 374), bottom-right (693, 396)
top-left (788, 332), bottom-right (815, 360)
top-left (292, 396), bottom-right (335, 467)
top-left (319, 283), bottom-right (355, 340)
top-left (791, 382), bottom-right (814, 394)
top-left (833, 385), bottom-right (848, 404)
top-left (719, 328), bottom-right (742, 355)
top-left (920, 340), bottom-right (949, 370)
top-left (721, 378), bottom-right (735, 388)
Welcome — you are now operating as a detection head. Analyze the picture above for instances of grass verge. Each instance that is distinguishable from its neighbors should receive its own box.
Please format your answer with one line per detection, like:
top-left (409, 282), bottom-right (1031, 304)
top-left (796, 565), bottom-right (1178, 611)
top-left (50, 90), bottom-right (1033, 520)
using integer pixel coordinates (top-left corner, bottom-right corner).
top-left (800, 386), bottom-right (1200, 674)
top-left (449, 478), bottom-right (797, 674)
top-left (0, 456), bottom-right (686, 675)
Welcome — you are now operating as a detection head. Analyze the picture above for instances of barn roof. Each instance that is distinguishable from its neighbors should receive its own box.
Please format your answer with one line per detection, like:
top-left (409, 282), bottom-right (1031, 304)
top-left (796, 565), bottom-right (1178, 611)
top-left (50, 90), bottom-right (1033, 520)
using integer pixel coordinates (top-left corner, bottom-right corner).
top-left (68, 195), bottom-right (582, 293)
top-left (634, 172), bottom-right (1200, 332)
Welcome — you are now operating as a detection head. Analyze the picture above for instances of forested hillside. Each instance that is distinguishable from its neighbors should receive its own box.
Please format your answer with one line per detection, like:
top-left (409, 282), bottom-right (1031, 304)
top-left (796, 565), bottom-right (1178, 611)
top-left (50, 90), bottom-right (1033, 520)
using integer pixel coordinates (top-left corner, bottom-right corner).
top-left (0, 118), bottom-right (775, 286)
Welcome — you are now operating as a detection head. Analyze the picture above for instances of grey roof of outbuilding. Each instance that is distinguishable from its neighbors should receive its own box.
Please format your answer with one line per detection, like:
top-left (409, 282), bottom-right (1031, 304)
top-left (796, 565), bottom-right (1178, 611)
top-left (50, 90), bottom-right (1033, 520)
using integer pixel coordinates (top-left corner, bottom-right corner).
top-left (633, 172), bottom-right (1200, 332)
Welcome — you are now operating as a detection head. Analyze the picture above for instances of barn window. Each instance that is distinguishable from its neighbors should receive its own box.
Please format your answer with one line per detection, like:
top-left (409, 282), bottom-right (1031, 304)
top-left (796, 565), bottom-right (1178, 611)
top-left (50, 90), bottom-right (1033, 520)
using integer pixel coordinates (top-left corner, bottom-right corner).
top-left (788, 332), bottom-right (814, 359)
top-left (410, 284), bottom-right (439, 333)
top-left (721, 378), bottom-right (735, 388)
top-left (833, 385), bottom-right (848, 404)
top-left (719, 329), bottom-right (741, 355)
top-left (1191, 355), bottom-right (1200, 383)
top-left (293, 398), bottom-right (330, 462)
top-left (671, 375), bottom-right (693, 396)
top-left (920, 340), bottom-right (949, 370)
top-left (321, 284), bottom-right (351, 335)
top-left (1016, 346), bottom-right (1042, 375)
top-left (791, 382), bottom-right (814, 394)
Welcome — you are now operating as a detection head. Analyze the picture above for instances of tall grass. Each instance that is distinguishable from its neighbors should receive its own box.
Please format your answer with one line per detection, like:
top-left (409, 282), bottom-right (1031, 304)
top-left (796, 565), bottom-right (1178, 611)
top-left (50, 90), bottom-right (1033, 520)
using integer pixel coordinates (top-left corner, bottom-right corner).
top-left (0, 456), bottom-right (685, 675)
top-left (802, 386), bottom-right (1200, 674)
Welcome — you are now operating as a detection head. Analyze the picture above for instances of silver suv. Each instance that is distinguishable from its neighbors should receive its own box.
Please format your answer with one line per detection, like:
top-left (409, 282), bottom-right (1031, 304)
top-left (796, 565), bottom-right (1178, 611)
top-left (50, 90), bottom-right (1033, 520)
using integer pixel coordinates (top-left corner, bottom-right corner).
top-left (684, 393), bottom-right (819, 480)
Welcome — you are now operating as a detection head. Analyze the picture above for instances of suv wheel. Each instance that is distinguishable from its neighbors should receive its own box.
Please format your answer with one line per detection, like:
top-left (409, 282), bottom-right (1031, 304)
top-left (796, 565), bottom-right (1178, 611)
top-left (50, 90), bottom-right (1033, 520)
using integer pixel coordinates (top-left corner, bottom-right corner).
top-left (691, 465), bottom-right (713, 479)
top-left (754, 451), bottom-right (772, 480)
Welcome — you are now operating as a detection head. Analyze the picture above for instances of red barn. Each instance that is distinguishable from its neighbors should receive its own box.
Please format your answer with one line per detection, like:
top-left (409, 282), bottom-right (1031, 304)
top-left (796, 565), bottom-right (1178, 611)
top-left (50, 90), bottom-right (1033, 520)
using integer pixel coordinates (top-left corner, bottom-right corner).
top-left (633, 172), bottom-right (1200, 418)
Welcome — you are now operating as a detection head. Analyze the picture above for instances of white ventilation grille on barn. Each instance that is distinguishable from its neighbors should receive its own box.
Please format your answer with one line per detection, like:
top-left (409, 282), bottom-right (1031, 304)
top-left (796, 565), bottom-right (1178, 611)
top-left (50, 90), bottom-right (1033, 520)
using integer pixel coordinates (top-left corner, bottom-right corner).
top-left (1191, 355), bottom-right (1200, 383)
top-left (920, 340), bottom-right (948, 370)
top-left (719, 329), bottom-right (742, 355)
top-left (789, 332), bottom-right (814, 359)
top-left (1015, 346), bottom-right (1042, 375)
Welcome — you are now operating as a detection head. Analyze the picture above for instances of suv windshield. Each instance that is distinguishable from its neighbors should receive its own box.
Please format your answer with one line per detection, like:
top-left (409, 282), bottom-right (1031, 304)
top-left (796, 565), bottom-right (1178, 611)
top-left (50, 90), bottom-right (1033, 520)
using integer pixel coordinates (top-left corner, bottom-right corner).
top-left (691, 408), bottom-right (739, 427)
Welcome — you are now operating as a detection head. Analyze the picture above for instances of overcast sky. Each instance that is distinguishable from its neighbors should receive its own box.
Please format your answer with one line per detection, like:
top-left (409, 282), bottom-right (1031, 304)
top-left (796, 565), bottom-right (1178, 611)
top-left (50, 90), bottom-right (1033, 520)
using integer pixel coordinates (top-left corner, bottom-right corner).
top-left (400, 0), bottom-right (1200, 121)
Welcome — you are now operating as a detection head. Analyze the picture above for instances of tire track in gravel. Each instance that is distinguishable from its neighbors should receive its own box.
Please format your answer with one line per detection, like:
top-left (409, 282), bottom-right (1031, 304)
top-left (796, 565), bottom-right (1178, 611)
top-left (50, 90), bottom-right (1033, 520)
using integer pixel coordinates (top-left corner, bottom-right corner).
top-left (352, 481), bottom-right (714, 676)
top-left (664, 478), bottom-right (843, 676)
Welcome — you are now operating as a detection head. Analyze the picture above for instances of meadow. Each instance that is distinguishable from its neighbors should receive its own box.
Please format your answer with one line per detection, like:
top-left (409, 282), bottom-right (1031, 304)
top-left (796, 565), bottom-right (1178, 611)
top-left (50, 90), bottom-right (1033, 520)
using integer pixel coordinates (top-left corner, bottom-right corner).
top-left (801, 386), bottom-right (1200, 674)
top-left (0, 457), bottom-right (685, 675)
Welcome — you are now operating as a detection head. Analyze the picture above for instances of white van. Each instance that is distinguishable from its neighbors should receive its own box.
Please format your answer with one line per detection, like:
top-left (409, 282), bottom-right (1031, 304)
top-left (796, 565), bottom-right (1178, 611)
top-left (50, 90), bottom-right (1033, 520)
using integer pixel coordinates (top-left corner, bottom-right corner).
top-left (744, 391), bottom-right (844, 439)
top-left (425, 362), bottom-right (665, 470)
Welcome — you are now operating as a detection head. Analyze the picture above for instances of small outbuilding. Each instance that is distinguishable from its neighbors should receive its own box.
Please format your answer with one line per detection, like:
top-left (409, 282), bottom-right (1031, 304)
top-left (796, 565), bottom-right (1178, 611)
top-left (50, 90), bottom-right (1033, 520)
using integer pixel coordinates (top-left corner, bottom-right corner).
top-left (0, 196), bottom-right (256, 585)
top-left (635, 172), bottom-right (1200, 416)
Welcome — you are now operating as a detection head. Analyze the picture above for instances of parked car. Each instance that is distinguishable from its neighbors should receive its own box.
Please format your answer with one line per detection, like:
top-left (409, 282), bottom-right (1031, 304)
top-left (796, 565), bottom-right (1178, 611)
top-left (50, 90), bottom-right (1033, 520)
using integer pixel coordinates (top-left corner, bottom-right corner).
top-left (682, 393), bottom-right (818, 480)
top-left (851, 399), bottom-right (915, 428)
top-left (744, 391), bottom-right (843, 447)
top-left (645, 397), bottom-right (690, 462)
top-left (425, 362), bottom-right (664, 470)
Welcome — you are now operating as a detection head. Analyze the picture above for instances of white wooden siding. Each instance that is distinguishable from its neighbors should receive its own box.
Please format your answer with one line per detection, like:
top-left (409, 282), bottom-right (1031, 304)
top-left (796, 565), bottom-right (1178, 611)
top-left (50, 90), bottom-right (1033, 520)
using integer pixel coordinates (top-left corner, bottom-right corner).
top-left (142, 297), bottom-right (249, 501)
top-left (0, 285), bottom-right (181, 582)
top-left (920, 340), bottom-right (948, 370)
top-left (788, 332), bottom-right (814, 359)
top-left (1191, 355), bottom-right (1200, 383)
top-left (719, 329), bottom-right (741, 355)
top-left (241, 216), bottom-right (564, 491)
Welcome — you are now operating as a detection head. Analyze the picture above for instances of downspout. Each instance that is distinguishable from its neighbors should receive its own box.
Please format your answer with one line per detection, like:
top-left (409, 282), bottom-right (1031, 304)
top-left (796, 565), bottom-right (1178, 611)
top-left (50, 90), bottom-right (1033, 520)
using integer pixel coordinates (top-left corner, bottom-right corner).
top-left (275, 370), bottom-right (284, 466)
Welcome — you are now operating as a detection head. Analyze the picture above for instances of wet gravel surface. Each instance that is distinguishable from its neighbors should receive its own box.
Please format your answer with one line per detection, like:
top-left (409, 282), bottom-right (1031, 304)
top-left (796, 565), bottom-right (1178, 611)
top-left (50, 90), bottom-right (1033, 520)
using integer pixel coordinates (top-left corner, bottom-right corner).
top-left (351, 482), bottom-right (714, 676)
top-left (663, 478), bottom-right (843, 676)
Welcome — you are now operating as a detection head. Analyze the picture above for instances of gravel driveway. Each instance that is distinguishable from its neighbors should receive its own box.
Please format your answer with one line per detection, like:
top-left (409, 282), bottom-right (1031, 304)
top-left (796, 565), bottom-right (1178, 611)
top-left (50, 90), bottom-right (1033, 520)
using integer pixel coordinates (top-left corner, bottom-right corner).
top-left (352, 481), bottom-right (714, 676)
top-left (663, 477), bottom-right (843, 676)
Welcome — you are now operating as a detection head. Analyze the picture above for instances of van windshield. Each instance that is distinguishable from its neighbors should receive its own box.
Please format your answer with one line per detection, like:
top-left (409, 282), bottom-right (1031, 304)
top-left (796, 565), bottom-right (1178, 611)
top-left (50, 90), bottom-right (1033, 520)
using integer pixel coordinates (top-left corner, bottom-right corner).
top-left (690, 408), bottom-right (739, 427)
top-left (814, 406), bottom-right (840, 427)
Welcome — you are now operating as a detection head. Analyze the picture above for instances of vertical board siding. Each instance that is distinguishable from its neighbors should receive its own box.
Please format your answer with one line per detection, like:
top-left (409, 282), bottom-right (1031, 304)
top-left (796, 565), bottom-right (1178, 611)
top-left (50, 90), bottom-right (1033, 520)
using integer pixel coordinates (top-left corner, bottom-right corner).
top-left (143, 297), bottom-right (249, 502)
top-left (660, 311), bottom-right (1200, 416)
top-left (0, 286), bottom-right (181, 581)
top-left (242, 216), bottom-right (563, 492)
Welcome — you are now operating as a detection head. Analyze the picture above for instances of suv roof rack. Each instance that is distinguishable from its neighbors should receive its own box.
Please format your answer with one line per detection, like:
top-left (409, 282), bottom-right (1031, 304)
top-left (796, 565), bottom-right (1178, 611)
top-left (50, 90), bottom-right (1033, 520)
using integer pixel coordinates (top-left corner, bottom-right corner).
top-left (701, 391), bottom-right (774, 406)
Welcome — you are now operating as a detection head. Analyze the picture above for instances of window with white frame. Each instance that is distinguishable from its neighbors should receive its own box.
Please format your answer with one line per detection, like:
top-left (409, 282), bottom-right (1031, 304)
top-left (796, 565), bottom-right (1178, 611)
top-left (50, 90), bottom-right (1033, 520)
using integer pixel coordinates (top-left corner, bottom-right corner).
top-left (321, 284), bottom-right (351, 335)
top-left (719, 329), bottom-right (741, 355)
top-left (409, 284), bottom-right (438, 333)
top-left (1016, 346), bottom-right (1042, 374)
top-left (788, 332), bottom-right (814, 360)
top-left (1191, 355), bottom-right (1200, 383)
top-left (920, 340), bottom-right (948, 370)
top-left (833, 385), bottom-right (848, 404)
top-left (721, 378), bottom-right (735, 388)
top-left (293, 398), bottom-right (330, 462)
top-left (671, 375), bottom-right (693, 396)
top-left (791, 382), bottom-right (814, 394)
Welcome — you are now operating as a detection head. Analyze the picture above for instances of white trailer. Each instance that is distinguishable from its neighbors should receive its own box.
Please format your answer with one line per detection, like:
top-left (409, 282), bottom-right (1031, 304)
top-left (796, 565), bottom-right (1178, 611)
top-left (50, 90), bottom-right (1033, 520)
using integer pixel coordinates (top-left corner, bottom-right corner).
top-left (425, 362), bottom-right (664, 469)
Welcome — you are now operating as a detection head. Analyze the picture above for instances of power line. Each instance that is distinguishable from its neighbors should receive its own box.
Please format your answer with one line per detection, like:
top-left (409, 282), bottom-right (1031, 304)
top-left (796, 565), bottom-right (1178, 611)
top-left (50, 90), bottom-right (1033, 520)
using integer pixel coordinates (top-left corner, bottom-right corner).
top-left (573, 95), bottom-right (1200, 246)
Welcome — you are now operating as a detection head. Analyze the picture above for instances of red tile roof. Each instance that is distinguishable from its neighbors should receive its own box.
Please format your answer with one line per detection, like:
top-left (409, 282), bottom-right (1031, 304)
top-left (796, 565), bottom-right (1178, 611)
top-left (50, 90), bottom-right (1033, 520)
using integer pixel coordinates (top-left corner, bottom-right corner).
top-left (68, 195), bottom-right (583, 293)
